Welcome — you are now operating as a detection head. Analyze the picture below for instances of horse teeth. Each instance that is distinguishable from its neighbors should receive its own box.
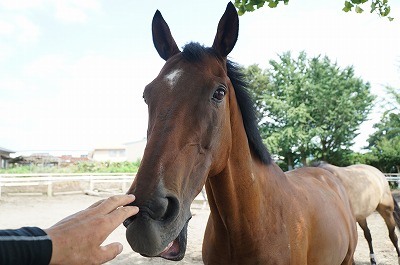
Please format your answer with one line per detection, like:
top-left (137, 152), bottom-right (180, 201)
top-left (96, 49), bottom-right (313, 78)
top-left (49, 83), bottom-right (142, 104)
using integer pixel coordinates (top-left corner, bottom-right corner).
top-left (161, 241), bottom-right (173, 253)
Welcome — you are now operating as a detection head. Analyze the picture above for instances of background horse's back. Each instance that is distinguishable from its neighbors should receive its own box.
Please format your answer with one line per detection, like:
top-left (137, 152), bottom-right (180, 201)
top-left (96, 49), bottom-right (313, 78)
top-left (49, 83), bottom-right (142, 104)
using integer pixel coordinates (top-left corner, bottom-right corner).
top-left (315, 162), bottom-right (400, 265)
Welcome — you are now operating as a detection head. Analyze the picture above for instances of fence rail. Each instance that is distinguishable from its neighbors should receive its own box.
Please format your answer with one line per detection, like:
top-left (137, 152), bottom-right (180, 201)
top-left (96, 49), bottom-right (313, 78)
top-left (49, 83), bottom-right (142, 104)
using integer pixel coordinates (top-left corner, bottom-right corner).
top-left (0, 173), bottom-right (209, 208)
top-left (385, 173), bottom-right (400, 182)
top-left (0, 173), bottom-right (136, 197)
top-left (3, 172), bottom-right (396, 205)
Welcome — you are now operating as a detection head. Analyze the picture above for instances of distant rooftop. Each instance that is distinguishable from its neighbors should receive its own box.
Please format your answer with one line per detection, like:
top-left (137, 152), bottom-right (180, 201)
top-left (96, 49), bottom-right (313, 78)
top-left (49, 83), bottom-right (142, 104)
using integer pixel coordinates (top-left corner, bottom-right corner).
top-left (92, 146), bottom-right (126, 150)
top-left (0, 147), bottom-right (15, 153)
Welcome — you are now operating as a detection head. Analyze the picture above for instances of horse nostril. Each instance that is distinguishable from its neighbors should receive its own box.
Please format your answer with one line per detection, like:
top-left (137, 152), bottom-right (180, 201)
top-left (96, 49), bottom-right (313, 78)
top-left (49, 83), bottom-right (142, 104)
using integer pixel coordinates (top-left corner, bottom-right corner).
top-left (161, 196), bottom-right (179, 221)
top-left (124, 196), bottom-right (179, 224)
top-left (145, 196), bottom-right (179, 221)
top-left (123, 200), bottom-right (137, 227)
top-left (123, 216), bottom-right (134, 228)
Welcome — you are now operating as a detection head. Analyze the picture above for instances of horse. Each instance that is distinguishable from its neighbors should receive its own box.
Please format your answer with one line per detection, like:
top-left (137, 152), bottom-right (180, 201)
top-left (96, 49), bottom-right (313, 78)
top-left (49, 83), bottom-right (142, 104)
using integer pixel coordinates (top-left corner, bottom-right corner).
top-left (314, 162), bottom-right (400, 264)
top-left (123, 3), bottom-right (357, 264)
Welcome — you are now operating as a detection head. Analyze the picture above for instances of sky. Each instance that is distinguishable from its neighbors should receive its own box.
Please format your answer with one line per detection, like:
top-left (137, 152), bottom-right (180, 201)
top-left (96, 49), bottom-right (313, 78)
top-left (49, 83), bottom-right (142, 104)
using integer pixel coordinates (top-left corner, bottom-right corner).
top-left (1, 0), bottom-right (399, 156)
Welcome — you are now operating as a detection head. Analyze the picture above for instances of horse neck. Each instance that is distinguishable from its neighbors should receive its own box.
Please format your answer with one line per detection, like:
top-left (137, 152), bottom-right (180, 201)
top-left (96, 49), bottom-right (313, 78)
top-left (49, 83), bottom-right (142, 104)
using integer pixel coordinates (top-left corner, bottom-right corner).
top-left (204, 99), bottom-right (288, 251)
top-left (205, 150), bottom-right (286, 225)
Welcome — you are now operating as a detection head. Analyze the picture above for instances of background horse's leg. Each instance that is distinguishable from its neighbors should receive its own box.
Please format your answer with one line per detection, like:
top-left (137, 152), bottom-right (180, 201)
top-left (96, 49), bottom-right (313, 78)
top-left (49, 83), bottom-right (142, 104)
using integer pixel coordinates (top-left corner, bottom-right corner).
top-left (358, 218), bottom-right (377, 265)
top-left (376, 202), bottom-right (400, 265)
top-left (394, 196), bottom-right (400, 265)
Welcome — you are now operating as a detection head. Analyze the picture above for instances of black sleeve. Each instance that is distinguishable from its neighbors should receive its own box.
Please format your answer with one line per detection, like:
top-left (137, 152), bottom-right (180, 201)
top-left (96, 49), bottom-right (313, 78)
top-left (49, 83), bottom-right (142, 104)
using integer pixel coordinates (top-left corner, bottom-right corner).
top-left (0, 227), bottom-right (52, 265)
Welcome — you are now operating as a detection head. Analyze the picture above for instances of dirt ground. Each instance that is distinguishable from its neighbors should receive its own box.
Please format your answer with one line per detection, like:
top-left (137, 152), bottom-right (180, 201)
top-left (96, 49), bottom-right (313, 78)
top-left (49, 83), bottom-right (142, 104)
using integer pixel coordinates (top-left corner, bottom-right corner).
top-left (0, 193), bottom-right (399, 265)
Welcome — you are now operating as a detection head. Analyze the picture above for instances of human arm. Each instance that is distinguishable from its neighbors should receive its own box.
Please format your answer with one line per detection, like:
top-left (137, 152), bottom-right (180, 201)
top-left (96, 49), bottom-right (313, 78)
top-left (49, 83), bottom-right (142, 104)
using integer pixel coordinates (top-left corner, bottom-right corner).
top-left (0, 194), bottom-right (138, 265)
top-left (45, 194), bottom-right (139, 265)
top-left (0, 226), bottom-right (52, 265)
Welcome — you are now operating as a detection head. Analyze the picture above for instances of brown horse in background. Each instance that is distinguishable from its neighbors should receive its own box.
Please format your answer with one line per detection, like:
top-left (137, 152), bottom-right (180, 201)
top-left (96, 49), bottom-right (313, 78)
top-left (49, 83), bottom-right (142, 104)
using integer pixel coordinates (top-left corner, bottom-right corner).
top-left (315, 162), bottom-right (400, 265)
top-left (124, 3), bottom-right (357, 264)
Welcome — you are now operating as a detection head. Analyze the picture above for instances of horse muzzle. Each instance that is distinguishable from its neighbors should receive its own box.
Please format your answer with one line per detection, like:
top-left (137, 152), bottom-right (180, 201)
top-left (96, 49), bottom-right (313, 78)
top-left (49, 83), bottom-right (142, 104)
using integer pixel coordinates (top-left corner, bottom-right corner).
top-left (124, 195), bottom-right (191, 260)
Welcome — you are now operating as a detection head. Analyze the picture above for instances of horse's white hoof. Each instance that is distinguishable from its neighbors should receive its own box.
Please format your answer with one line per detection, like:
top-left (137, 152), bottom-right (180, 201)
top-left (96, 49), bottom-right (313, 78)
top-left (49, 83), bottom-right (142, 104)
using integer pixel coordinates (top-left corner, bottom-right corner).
top-left (370, 253), bottom-right (376, 265)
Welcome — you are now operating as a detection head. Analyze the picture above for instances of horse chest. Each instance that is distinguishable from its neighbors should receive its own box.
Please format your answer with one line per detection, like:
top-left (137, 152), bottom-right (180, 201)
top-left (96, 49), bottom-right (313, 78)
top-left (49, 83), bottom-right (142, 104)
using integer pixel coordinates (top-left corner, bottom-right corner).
top-left (203, 228), bottom-right (292, 265)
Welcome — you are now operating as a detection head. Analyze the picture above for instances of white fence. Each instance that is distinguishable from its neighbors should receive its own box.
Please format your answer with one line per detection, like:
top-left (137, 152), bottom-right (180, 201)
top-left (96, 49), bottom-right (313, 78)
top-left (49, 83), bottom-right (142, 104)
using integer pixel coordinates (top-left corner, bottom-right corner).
top-left (385, 173), bottom-right (400, 182)
top-left (0, 173), bottom-right (135, 198)
top-left (0, 173), bottom-right (209, 208)
top-left (9, 172), bottom-right (397, 207)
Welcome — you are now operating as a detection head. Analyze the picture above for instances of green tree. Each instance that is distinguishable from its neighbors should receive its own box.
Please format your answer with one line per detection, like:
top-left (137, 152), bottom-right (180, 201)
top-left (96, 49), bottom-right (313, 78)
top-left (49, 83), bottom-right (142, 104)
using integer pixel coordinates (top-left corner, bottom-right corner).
top-left (234, 0), bottom-right (394, 20)
top-left (250, 52), bottom-right (313, 169)
top-left (244, 51), bottom-right (374, 169)
top-left (243, 64), bottom-right (271, 123)
top-left (366, 87), bottom-right (400, 172)
top-left (306, 56), bottom-right (375, 164)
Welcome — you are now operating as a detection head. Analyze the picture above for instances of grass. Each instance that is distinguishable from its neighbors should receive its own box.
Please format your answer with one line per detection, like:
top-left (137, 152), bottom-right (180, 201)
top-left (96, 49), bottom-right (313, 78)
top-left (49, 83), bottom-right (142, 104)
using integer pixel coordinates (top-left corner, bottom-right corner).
top-left (0, 160), bottom-right (141, 174)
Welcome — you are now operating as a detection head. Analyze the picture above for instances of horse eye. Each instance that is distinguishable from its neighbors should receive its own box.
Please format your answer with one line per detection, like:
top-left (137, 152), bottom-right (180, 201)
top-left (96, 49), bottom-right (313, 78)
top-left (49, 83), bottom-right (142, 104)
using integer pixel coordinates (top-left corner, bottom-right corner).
top-left (212, 87), bottom-right (226, 102)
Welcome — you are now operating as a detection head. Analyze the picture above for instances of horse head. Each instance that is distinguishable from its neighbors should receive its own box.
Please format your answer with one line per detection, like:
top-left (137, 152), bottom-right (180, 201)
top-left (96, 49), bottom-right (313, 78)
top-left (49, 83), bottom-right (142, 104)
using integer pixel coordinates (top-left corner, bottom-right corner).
top-left (124, 2), bottom-right (240, 260)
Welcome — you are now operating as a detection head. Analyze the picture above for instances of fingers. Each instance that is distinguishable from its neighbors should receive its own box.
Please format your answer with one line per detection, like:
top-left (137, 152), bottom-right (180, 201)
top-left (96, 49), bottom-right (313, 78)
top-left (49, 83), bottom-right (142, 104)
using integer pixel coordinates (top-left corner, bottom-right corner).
top-left (97, 194), bottom-right (137, 214)
top-left (97, 242), bottom-right (124, 264)
top-left (107, 204), bottom-right (139, 227)
top-left (88, 199), bottom-right (105, 209)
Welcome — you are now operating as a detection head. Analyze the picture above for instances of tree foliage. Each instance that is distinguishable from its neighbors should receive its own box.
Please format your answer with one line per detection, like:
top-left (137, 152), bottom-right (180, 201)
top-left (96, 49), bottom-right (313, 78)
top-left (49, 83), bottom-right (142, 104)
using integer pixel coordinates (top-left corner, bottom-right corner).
top-left (365, 87), bottom-right (400, 172)
top-left (244, 51), bottom-right (375, 169)
top-left (234, 0), bottom-right (394, 20)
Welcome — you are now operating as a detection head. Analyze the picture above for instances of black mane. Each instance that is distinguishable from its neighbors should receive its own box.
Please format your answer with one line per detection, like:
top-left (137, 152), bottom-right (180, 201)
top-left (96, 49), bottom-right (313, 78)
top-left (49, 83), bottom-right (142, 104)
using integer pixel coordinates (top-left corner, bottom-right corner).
top-left (182, 42), bottom-right (272, 165)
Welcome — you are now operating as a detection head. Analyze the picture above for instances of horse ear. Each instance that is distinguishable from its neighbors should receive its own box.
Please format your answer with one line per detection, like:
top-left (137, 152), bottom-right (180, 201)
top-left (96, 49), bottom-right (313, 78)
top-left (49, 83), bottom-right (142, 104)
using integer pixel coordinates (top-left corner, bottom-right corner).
top-left (152, 10), bottom-right (180, 61)
top-left (212, 2), bottom-right (239, 57)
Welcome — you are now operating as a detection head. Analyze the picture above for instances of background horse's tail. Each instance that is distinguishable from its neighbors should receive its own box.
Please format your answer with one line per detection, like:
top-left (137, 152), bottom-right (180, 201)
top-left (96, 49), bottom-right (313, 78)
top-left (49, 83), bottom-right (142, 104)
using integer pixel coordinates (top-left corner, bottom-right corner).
top-left (393, 194), bottom-right (400, 229)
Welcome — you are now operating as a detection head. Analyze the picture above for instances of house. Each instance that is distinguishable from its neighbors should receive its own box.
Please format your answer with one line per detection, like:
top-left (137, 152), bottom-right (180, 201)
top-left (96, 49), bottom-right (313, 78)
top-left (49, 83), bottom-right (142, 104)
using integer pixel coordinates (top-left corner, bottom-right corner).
top-left (0, 147), bottom-right (16, 169)
top-left (89, 146), bottom-right (127, 162)
top-left (125, 139), bottom-right (146, 162)
top-left (59, 155), bottom-right (89, 166)
top-left (90, 139), bottom-right (147, 162)
top-left (21, 153), bottom-right (60, 167)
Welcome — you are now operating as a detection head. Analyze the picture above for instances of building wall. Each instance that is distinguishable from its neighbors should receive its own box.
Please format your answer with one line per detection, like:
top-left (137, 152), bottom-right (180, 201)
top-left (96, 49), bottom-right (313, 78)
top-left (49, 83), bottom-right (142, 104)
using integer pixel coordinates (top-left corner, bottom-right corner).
top-left (0, 156), bottom-right (7, 168)
top-left (125, 139), bottom-right (146, 162)
top-left (91, 149), bottom-right (127, 162)
top-left (0, 148), bottom-right (14, 168)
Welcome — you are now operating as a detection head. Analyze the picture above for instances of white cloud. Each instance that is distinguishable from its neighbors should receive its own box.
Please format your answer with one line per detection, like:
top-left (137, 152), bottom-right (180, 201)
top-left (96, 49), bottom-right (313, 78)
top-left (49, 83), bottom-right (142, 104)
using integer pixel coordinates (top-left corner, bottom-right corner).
top-left (0, 0), bottom-right (101, 26)
top-left (55, 2), bottom-right (87, 23)
top-left (0, 78), bottom-right (27, 92)
top-left (1, 15), bottom-right (41, 44)
top-left (0, 43), bottom-right (14, 61)
top-left (0, 19), bottom-right (14, 35)
top-left (54, 0), bottom-right (101, 24)
top-left (0, 0), bottom-right (46, 10)
top-left (0, 15), bottom-right (40, 44)
top-left (15, 15), bottom-right (41, 43)
top-left (2, 52), bottom-right (153, 150)
top-left (23, 54), bottom-right (67, 78)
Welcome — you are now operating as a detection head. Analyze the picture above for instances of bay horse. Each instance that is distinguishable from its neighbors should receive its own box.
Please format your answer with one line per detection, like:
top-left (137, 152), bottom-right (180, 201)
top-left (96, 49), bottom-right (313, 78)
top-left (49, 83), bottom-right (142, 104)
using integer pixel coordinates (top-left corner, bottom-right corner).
top-left (314, 162), bottom-right (400, 264)
top-left (124, 3), bottom-right (357, 264)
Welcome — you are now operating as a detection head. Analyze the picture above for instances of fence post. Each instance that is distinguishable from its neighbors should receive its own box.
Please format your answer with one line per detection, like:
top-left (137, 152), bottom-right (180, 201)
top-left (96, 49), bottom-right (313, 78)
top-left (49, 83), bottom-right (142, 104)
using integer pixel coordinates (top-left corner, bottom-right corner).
top-left (89, 178), bottom-right (94, 192)
top-left (47, 181), bottom-right (53, 197)
top-left (122, 181), bottom-right (127, 193)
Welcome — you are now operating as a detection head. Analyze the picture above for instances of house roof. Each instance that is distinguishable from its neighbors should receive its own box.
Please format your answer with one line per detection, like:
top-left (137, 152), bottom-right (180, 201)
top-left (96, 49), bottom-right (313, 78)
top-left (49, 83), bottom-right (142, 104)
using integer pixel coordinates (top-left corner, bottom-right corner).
top-left (0, 147), bottom-right (15, 153)
top-left (59, 155), bottom-right (89, 162)
top-left (92, 146), bottom-right (126, 151)
top-left (124, 138), bottom-right (147, 145)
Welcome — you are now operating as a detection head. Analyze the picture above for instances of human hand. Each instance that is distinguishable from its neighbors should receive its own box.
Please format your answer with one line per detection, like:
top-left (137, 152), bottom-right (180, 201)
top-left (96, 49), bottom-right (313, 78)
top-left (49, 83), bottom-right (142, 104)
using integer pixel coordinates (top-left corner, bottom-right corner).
top-left (45, 194), bottom-right (139, 265)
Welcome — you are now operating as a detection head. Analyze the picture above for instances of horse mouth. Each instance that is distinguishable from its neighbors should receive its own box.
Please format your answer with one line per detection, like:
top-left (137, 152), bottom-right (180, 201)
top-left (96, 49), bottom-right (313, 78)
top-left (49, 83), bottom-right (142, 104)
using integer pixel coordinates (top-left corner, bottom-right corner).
top-left (158, 223), bottom-right (187, 260)
top-left (125, 215), bottom-right (190, 261)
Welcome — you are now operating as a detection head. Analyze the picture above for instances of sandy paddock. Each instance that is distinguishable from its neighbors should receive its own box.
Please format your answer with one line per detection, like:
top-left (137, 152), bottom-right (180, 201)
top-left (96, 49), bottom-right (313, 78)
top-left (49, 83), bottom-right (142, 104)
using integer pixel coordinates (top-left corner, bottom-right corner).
top-left (0, 193), bottom-right (399, 265)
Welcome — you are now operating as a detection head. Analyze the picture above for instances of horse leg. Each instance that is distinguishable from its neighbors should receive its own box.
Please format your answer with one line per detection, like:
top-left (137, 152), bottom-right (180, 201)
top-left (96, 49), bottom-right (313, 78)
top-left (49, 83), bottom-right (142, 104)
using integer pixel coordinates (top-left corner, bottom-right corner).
top-left (357, 218), bottom-right (376, 265)
top-left (376, 203), bottom-right (400, 264)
